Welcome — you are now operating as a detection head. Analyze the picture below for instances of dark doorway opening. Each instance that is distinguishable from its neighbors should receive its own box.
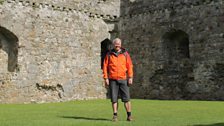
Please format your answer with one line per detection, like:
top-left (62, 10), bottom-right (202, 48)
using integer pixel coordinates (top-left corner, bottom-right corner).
top-left (0, 26), bottom-right (19, 72)
top-left (100, 38), bottom-right (112, 69)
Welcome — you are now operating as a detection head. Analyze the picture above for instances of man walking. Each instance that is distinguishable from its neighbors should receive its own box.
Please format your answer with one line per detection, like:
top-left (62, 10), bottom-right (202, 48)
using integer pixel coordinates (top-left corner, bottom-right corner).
top-left (103, 38), bottom-right (133, 121)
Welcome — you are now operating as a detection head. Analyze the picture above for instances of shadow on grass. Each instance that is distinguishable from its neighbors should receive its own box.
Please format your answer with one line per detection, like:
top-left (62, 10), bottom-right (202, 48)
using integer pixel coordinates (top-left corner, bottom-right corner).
top-left (193, 123), bottom-right (224, 126)
top-left (60, 116), bottom-right (111, 121)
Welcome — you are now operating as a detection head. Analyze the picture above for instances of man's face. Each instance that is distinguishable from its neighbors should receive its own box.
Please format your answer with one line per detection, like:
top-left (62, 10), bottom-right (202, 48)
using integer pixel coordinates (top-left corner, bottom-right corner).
top-left (113, 41), bottom-right (121, 51)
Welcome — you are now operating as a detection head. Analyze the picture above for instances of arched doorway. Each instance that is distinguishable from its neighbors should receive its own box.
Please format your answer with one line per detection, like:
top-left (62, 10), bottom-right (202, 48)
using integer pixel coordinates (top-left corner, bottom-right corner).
top-left (149, 29), bottom-right (193, 99)
top-left (0, 26), bottom-right (19, 72)
top-left (161, 29), bottom-right (193, 99)
top-left (100, 38), bottom-right (112, 69)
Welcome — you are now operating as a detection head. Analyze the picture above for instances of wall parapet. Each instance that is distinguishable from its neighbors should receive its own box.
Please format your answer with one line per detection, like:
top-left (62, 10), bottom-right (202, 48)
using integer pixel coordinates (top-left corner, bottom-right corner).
top-left (4, 0), bottom-right (119, 21)
top-left (120, 0), bottom-right (223, 19)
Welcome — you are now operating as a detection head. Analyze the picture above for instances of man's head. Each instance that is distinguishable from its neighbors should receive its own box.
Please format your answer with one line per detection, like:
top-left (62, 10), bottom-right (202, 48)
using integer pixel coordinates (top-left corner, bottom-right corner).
top-left (113, 38), bottom-right (122, 52)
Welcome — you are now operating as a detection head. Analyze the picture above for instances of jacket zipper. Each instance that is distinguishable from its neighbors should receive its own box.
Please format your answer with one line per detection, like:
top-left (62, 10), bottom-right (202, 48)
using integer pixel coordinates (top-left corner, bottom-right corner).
top-left (117, 55), bottom-right (118, 79)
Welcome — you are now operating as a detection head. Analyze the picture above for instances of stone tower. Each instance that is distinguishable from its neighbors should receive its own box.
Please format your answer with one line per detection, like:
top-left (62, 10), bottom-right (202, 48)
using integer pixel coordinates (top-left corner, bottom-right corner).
top-left (119, 0), bottom-right (224, 100)
top-left (0, 0), bottom-right (120, 103)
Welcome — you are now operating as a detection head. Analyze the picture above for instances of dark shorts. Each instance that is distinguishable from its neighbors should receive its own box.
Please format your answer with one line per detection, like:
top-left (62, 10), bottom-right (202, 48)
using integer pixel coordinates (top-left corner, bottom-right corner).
top-left (109, 79), bottom-right (130, 103)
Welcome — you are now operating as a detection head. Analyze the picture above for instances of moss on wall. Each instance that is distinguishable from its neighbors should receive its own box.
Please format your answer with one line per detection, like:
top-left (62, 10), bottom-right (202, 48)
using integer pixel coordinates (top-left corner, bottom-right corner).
top-left (0, 0), bottom-right (5, 5)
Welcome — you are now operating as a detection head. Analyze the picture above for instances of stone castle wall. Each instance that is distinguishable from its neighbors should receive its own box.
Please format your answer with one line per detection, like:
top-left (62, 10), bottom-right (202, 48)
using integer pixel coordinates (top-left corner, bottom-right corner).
top-left (119, 0), bottom-right (224, 100)
top-left (0, 0), bottom-right (119, 103)
top-left (0, 0), bottom-right (223, 103)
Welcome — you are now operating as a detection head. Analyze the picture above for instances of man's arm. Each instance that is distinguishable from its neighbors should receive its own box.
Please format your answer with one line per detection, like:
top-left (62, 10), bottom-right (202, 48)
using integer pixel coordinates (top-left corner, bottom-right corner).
top-left (126, 53), bottom-right (133, 78)
top-left (103, 54), bottom-right (109, 86)
top-left (126, 52), bottom-right (133, 85)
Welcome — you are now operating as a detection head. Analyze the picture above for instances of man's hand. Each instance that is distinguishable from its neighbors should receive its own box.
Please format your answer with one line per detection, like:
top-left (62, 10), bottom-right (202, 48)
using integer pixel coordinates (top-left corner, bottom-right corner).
top-left (128, 78), bottom-right (133, 86)
top-left (104, 78), bottom-right (109, 87)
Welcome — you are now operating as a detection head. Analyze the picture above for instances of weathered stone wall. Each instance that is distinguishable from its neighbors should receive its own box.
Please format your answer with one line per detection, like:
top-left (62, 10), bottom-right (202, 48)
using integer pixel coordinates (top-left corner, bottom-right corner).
top-left (119, 0), bottom-right (224, 100)
top-left (1, 0), bottom-right (223, 103)
top-left (27, 0), bottom-right (120, 17)
top-left (0, 0), bottom-right (119, 103)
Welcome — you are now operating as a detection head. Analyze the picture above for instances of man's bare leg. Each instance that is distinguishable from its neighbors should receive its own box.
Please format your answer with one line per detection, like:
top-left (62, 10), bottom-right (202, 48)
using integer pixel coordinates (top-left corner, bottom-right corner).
top-left (124, 101), bottom-right (131, 112)
top-left (124, 101), bottom-right (132, 121)
top-left (112, 102), bottom-right (118, 113)
top-left (112, 102), bottom-right (118, 121)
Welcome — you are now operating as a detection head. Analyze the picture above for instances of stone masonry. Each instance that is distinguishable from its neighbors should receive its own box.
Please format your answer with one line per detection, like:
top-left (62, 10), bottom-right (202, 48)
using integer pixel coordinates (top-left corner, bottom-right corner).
top-left (119, 0), bottom-right (224, 100)
top-left (0, 0), bottom-right (224, 103)
top-left (0, 0), bottom-right (120, 103)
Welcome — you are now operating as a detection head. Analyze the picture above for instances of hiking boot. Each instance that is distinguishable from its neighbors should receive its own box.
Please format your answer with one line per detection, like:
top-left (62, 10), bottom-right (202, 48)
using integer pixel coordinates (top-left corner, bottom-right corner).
top-left (112, 115), bottom-right (118, 122)
top-left (127, 116), bottom-right (133, 121)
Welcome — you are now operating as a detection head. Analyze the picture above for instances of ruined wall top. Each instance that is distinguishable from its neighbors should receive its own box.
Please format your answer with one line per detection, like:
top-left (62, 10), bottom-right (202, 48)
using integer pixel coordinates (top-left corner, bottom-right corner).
top-left (2, 0), bottom-right (120, 21)
top-left (31, 0), bottom-right (120, 17)
top-left (121, 0), bottom-right (223, 17)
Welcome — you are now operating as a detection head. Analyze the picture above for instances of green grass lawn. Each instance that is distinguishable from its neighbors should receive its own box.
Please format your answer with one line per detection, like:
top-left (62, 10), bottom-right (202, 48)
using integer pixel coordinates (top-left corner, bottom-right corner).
top-left (0, 99), bottom-right (224, 126)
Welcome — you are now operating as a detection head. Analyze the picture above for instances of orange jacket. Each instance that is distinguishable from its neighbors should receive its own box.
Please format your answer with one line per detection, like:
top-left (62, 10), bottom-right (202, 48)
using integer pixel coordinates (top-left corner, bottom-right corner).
top-left (103, 49), bottom-right (133, 80)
